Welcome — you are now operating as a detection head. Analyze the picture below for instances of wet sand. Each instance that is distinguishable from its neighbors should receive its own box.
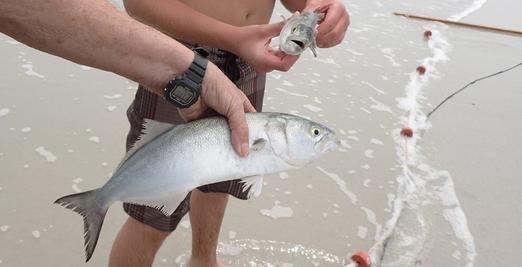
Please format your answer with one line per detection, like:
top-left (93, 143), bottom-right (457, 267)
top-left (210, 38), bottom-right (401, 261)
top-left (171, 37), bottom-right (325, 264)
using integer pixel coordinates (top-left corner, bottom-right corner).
top-left (422, 0), bottom-right (522, 265)
top-left (1, 0), bottom-right (521, 266)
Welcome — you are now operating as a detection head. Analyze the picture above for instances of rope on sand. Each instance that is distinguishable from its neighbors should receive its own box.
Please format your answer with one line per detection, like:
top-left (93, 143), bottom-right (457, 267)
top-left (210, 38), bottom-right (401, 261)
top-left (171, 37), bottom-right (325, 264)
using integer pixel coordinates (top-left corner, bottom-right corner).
top-left (393, 12), bottom-right (522, 36)
top-left (426, 62), bottom-right (522, 118)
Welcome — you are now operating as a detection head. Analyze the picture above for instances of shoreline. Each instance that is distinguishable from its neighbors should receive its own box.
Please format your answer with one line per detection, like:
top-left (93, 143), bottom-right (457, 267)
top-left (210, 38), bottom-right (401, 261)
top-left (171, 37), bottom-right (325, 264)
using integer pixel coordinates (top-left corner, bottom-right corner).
top-left (1, 0), bottom-right (521, 266)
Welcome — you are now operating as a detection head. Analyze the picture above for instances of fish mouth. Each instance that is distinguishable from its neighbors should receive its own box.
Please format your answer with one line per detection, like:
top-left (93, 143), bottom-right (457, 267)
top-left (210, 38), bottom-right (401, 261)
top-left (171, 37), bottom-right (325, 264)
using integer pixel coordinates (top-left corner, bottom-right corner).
top-left (326, 139), bottom-right (340, 151)
top-left (315, 132), bottom-right (339, 153)
top-left (323, 138), bottom-right (340, 152)
top-left (291, 40), bottom-right (306, 49)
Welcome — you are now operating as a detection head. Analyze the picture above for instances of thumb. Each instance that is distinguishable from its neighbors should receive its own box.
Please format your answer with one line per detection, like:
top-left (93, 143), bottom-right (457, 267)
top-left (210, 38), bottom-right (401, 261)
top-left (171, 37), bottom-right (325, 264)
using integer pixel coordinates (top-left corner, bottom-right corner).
top-left (263, 20), bottom-right (286, 37)
top-left (242, 96), bottom-right (256, 113)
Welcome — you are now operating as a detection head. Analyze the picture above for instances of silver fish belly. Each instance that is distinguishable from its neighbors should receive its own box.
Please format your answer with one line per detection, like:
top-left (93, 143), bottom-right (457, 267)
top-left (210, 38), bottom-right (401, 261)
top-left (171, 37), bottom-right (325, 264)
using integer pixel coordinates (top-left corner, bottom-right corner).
top-left (279, 11), bottom-right (324, 57)
top-left (54, 112), bottom-right (338, 261)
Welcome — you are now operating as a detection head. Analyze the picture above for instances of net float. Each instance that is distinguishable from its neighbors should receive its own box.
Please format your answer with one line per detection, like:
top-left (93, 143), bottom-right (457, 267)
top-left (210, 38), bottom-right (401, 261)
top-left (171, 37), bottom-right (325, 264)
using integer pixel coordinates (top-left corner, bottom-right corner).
top-left (416, 65), bottom-right (426, 75)
top-left (351, 251), bottom-right (371, 267)
top-left (400, 127), bottom-right (413, 138)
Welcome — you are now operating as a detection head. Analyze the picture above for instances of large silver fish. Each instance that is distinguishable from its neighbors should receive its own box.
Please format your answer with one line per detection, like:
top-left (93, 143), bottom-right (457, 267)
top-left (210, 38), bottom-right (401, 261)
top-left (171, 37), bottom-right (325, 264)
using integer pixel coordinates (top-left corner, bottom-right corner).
top-left (279, 11), bottom-right (324, 57)
top-left (55, 112), bottom-right (338, 261)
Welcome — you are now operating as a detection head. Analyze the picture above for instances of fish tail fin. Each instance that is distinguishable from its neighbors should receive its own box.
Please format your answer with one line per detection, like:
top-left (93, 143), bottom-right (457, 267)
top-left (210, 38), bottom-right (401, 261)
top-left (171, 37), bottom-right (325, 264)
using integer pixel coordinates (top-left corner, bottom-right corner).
top-left (54, 189), bottom-right (108, 262)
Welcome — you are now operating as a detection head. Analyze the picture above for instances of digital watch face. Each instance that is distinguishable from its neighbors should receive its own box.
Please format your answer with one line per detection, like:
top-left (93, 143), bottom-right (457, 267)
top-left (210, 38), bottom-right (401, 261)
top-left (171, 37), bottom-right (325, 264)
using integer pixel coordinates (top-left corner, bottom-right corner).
top-left (169, 84), bottom-right (196, 106)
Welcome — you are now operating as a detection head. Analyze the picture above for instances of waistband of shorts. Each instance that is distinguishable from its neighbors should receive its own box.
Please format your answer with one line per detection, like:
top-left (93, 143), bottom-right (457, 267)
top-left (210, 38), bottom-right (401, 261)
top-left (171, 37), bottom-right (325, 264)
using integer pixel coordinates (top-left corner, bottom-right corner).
top-left (177, 39), bottom-right (239, 64)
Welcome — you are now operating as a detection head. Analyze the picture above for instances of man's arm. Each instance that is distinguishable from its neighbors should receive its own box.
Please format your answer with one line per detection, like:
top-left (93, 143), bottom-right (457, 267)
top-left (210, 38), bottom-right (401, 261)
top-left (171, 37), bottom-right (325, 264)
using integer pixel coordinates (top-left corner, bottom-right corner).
top-left (0, 0), bottom-right (193, 93)
top-left (123, 0), bottom-right (298, 73)
top-left (0, 0), bottom-right (253, 156)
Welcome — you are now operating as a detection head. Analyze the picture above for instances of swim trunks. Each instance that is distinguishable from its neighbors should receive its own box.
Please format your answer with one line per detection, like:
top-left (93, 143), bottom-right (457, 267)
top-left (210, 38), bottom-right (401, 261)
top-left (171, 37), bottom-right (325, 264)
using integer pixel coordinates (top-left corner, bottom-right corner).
top-left (123, 42), bottom-right (265, 231)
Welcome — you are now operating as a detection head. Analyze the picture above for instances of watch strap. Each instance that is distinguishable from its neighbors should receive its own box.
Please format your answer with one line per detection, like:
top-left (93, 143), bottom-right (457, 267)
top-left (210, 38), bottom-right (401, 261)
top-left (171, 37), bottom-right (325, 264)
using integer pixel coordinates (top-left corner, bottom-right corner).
top-left (163, 47), bottom-right (209, 108)
top-left (184, 48), bottom-right (208, 91)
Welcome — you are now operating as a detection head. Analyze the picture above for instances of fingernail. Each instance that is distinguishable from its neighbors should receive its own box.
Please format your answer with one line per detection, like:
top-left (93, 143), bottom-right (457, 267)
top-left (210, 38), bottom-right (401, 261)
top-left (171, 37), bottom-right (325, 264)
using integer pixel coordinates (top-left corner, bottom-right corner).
top-left (241, 143), bottom-right (249, 157)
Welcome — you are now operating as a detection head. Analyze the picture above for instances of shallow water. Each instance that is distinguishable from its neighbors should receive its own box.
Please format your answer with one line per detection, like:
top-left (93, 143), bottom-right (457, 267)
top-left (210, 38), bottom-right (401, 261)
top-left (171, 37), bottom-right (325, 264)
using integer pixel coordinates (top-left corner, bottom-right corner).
top-left (1, 0), bottom-right (522, 266)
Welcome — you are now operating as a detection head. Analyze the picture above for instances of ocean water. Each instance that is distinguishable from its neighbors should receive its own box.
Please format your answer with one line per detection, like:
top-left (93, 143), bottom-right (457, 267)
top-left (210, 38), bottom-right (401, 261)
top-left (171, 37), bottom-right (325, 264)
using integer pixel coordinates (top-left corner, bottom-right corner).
top-left (1, 0), bottom-right (520, 266)
top-left (226, 1), bottom-right (486, 266)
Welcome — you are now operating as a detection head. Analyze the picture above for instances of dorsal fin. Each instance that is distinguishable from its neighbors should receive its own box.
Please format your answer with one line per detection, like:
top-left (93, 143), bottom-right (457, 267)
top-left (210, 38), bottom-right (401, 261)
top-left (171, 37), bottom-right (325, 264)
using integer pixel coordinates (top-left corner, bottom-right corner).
top-left (116, 119), bottom-right (175, 169)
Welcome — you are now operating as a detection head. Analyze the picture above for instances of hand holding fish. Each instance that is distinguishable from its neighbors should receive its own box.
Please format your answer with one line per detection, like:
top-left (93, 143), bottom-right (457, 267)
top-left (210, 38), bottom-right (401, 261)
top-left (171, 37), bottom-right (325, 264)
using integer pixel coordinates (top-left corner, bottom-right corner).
top-left (232, 21), bottom-right (300, 73)
top-left (178, 62), bottom-right (256, 157)
top-left (304, 0), bottom-right (350, 48)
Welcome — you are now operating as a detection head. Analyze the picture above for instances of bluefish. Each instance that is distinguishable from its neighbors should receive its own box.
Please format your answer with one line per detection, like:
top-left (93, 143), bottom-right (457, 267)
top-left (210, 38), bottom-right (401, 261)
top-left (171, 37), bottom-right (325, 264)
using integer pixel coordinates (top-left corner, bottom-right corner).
top-left (279, 11), bottom-right (324, 57)
top-left (55, 112), bottom-right (338, 261)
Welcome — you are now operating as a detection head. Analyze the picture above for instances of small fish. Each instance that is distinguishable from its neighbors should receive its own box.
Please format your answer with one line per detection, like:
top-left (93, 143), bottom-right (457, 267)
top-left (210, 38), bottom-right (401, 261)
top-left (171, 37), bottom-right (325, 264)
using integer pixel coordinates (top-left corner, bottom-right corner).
top-left (279, 11), bottom-right (325, 57)
top-left (55, 112), bottom-right (338, 261)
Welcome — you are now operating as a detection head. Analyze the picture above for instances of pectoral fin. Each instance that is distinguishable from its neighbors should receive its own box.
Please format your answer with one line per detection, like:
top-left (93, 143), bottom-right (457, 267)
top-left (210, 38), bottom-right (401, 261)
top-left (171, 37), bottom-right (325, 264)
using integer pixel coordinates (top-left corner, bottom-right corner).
top-left (240, 175), bottom-right (264, 198)
top-left (251, 138), bottom-right (268, 152)
top-left (310, 42), bottom-right (318, 57)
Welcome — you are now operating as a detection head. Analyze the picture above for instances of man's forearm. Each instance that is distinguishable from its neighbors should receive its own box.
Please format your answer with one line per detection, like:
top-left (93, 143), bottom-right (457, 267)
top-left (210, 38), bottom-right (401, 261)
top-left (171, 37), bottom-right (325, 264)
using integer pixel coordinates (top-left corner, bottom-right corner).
top-left (0, 0), bottom-right (193, 94)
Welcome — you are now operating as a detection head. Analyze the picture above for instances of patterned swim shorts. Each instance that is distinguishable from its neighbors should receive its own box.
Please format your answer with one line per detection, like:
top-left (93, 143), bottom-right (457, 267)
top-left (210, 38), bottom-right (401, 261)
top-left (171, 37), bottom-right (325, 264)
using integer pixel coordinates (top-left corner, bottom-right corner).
top-left (123, 43), bottom-right (265, 232)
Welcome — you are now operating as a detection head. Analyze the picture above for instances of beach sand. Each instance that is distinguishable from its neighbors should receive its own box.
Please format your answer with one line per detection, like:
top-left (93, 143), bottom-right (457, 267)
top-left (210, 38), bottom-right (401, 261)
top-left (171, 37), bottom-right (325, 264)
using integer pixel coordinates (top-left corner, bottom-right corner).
top-left (0, 0), bottom-right (521, 266)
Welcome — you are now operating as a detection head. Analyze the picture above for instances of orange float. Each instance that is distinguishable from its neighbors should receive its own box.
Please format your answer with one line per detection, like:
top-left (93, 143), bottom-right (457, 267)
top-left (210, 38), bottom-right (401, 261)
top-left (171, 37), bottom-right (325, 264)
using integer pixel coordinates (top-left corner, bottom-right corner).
top-left (351, 251), bottom-right (371, 267)
top-left (400, 127), bottom-right (413, 138)
top-left (416, 65), bottom-right (426, 75)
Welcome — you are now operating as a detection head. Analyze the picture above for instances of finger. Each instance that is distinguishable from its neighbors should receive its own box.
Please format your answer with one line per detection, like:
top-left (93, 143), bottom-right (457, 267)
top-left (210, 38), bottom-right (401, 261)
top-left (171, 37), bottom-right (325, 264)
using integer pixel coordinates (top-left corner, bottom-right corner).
top-left (243, 99), bottom-right (256, 113)
top-left (266, 45), bottom-right (281, 53)
top-left (316, 5), bottom-right (348, 40)
top-left (303, 3), bottom-right (321, 13)
top-left (226, 97), bottom-right (250, 157)
top-left (263, 10), bottom-right (302, 38)
top-left (317, 12), bottom-right (349, 47)
top-left (239, 91), bottom-right (256, 112)
top-left (279, 54), bottom-right (300, 70)
top-left (268, 48), bottom-right (299, 62)
top-left (264, 52), bottom-right (299, 71)
top-left (319, 28), bottom-right (346, 48)
top-left (263, 20), bottom-right (286, 37)
top-left (267, 46), bottom-right (300, 59)
top-left (237, 89), bottom-right (256, 113)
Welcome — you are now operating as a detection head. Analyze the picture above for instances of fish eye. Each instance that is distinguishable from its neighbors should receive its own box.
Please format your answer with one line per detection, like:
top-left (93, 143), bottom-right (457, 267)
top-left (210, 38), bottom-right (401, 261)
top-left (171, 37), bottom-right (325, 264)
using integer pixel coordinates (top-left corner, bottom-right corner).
top-left (291, 27), bottom-right (297, 33)
top-left (311, 127), bottom-right (321, 136)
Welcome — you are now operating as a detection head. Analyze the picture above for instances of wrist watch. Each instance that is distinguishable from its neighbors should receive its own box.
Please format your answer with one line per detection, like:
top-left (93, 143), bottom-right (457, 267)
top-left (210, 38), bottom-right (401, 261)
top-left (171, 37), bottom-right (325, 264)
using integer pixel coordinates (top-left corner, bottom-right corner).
top-left (164, 47), bottom-right (209, 108)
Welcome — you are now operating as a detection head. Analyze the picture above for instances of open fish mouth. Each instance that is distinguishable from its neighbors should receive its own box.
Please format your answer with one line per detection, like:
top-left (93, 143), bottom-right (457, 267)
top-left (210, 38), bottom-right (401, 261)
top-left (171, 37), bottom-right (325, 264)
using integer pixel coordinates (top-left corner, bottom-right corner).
top-left (291, 40), bottom-right (306, 49)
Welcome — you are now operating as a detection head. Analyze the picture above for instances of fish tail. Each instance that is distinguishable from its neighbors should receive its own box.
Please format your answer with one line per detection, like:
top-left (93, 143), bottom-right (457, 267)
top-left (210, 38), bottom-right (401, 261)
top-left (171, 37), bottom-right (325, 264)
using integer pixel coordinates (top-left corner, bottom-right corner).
top-left (54, 189), bottom-right (108, 262)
